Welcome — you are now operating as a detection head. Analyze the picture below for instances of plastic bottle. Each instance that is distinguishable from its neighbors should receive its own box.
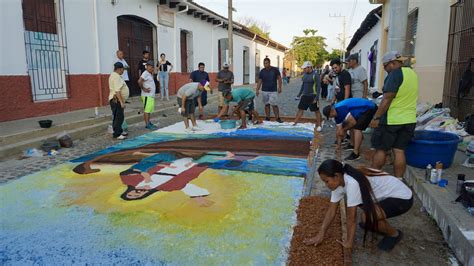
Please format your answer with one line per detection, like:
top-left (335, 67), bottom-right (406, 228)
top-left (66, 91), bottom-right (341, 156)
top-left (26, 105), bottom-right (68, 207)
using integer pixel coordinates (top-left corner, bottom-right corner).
top-left (436, 162), bottom-right (443, 183)
top-left (456, 174), bottom-right (465, 194)
top-left (430, 169), bottom-right (438, 184)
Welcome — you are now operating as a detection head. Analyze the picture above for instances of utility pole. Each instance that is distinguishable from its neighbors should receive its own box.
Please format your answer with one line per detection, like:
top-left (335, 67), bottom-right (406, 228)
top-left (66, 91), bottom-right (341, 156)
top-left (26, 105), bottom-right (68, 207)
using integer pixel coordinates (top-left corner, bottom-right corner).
top-left (228, 0), bottom-right (233, 70)
top-left (330, 14), bottom-right (347, 62)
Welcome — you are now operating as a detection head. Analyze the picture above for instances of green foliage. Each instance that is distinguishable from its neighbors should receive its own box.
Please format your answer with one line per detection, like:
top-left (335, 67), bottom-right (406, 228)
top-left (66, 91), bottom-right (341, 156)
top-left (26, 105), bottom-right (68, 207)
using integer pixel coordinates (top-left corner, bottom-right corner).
top-left (326, 49), bottom-right (343, 62)
top-left (248, 25), bottom-right (270, 38)
top-left (290, 29), bottom-right (328, 68)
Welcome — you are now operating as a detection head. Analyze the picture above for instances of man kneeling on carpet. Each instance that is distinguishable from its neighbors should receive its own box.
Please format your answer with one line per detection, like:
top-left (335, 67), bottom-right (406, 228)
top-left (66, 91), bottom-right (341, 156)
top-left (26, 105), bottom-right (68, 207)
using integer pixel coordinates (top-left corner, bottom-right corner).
top-left (214, 88), bottom-right (262, 129)
top-left (177, 80), bottom-right (211, 132)
top-left (304, 159), bottom-right (413, 252)
top-left (323, 98), bottom-right (377, 161)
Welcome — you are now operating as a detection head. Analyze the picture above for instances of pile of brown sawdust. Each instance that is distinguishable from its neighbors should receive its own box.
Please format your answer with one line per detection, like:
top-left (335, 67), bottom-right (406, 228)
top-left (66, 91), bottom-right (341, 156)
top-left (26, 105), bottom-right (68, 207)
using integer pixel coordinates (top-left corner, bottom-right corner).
top-left (288, 196), bottom-right (343, 265)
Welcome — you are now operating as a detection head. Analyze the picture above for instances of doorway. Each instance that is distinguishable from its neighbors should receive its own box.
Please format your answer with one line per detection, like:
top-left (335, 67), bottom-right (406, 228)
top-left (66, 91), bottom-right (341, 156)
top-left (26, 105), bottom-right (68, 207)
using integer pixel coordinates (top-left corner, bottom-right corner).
top-left (117, 15), bottom-right (155, 96)
top-left (255, 49), bottom-right (261, 81)
top-left (243, 46), bottom-right (250, 84)
top-left (180, 30), bottom-right (193, 73)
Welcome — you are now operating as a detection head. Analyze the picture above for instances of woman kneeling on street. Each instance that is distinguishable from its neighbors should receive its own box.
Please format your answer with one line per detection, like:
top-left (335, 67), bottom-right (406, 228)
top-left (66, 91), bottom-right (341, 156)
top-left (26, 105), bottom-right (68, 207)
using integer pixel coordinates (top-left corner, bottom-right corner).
top-left (304, 159), bottom-right (413, 252)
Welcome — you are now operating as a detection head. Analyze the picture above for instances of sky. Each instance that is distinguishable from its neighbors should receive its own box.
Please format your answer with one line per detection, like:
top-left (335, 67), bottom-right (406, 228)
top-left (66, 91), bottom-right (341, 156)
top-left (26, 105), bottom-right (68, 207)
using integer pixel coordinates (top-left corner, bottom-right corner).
top-left (193, 0), bottom-right (381, 51)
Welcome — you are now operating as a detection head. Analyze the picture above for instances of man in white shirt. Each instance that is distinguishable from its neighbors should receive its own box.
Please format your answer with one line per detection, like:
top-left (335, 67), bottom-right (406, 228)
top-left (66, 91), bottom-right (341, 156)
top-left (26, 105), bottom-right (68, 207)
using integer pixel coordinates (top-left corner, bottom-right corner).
top-left (138, 61), bottom-right (158, 130)
top-left (177, 81), bottom-right (211, 132)
top-left (116, 50), bottom-right (130, 85)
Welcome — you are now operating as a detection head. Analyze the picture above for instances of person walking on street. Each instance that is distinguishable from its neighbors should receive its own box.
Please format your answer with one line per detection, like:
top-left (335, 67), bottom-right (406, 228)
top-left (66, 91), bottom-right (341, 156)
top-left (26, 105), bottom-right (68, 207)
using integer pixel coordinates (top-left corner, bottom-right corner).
top-left (330, 58), bottom-right (352, 103)
top-left (256, 58), bottom-right (283, 123)
top-left (370, 51), bottom-right (418, 178)
top-left (324, 73), bottom-right (335, 101)
top-left (177, 81), bottom-right (211, 132)
top-left (138, 61), bottom-right (158, 130)
top-left (293, 61), bottom-right (323, 131)
top-left (108, 62), bottom-right (129, 140)
top-left (158, 53), bottom-right (173, 101)
top-left (216, 63), bottom-right (234, 115)
top-left (138, 50), bottom-right (150, 77)
top-left (320, 65), bottom-right (330, 99)
top-left (323, 98), bottom-right (378, 161)
top-left (347, 54), bottom-right (368, 98)
top-left (190, 62), bottom-right (210, 119)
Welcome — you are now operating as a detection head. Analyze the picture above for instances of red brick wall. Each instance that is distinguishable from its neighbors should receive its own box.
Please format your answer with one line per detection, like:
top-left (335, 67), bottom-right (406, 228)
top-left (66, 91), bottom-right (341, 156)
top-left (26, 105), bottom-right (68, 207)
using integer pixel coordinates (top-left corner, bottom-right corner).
top-left (0, 72), bottom-right (218, 122)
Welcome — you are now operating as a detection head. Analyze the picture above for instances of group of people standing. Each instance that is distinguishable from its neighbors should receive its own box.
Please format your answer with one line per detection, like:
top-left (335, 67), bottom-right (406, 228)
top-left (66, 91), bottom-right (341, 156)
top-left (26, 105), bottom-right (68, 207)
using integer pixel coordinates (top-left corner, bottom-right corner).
top-left (303, 51), bottom-right (419, 255)
top-left (108, 50), bottom-right (175, 139)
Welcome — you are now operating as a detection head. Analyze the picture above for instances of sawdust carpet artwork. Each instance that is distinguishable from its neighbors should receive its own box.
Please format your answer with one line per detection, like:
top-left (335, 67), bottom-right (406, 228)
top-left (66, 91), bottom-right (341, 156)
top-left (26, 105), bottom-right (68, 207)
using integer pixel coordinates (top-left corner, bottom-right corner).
top-left (1, 121), bottom-right (316, 264)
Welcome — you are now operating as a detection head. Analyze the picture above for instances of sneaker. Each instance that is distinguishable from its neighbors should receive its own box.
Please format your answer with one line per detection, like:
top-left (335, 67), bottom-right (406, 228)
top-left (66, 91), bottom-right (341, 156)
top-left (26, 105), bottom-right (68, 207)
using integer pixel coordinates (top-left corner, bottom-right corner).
top-left (377, 230), bottom-right (403, 251)
top-left (185, 127), bottom-right (193, 133)
top-left (192, 126), bottom-right (203, 131)
top-left (121, 131), bottom-right (128, 136)
top-left (344, 152), bottom-right (360, 161)
top-left (316, 126), bottom-right (322, 132)
top-left (276, 118), bottom-right (284, 123)
top-left (343, 144), bottom-right (354, 150)
top-left (265, 117), bottom-right (270, 121)
top-left (238, 125), bottom-right (247, 130)
top-left (145, 123), bottom-right (158, 130)
top-left (115, 135), bottom-right (127, 140)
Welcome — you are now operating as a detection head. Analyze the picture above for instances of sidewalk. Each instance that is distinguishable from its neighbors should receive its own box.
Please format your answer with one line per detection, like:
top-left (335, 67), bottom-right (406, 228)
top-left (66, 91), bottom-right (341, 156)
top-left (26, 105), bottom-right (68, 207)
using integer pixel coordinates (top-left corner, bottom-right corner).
top-left (0, 92), bottom-right (218, 161)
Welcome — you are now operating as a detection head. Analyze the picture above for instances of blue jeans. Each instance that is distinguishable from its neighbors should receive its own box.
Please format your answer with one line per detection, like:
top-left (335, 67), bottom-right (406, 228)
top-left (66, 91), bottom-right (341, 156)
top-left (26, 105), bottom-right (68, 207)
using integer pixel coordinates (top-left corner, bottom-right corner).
top-left (159, 71), bottom-right (169, 99)
top-left (327, 84), bottom-right (335, 101)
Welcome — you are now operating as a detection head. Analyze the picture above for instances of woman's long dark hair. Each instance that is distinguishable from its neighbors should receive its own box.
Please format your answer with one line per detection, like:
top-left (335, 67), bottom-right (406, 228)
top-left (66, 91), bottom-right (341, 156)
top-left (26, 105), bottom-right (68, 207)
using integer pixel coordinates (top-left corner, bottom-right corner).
top-left (318, 159), bottom-right (379, 241)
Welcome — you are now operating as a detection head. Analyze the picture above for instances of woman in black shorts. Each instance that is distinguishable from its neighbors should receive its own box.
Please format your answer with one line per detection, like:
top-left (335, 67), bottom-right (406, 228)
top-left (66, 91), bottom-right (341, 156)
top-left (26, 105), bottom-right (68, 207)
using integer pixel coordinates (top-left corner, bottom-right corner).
top-left (304, 159), bottom-right (413, 252)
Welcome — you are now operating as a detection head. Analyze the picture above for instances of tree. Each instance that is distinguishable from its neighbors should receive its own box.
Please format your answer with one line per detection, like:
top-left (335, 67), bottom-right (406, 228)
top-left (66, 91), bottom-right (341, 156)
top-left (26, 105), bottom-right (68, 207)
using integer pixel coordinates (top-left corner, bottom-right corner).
top-left (238, 16), bottom-right (270, 38)
top-left (290, 29), bottom-right (328, 68)
top-left (326, 49), bottom-right (343, 61)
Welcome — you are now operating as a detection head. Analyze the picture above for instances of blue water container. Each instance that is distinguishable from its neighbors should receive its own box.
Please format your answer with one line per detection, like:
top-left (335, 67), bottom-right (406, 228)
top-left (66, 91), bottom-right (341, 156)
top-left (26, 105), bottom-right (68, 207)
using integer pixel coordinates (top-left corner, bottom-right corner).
top-left (220, 120), bottom-right (237, 129)
top-left (405, 130), bottom-right (461, 169)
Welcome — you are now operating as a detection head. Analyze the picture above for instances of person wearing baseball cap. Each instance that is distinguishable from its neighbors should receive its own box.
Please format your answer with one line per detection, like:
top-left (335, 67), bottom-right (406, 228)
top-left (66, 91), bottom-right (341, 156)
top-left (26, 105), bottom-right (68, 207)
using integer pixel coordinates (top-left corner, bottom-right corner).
top-left (293, 61), bottom-right (323, 131)
top-left (369, 51), bottom-right (418, 178)
top-left (176, 80), bottom-right (211, 132)
top-left (214, 87), bottom-right (261, 129)
top-left (138, 60), bottom-right (158, 130)
top-left (216, 62), bottom-right (234, 116)
top-left (108, 62), bottom-right (130, 140)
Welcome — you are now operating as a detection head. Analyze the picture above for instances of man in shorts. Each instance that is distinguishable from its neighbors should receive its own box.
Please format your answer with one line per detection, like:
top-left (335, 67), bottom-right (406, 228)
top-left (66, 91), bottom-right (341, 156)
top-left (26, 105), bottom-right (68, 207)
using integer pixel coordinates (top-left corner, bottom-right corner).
top-left (177, 81), bottom-right (211, 132)
top-left (370, 51), bottom-right (418, 177)
top-left (216, 63), bottom-right (234, 115)
top-left (256, 58), bottom-right (283, 123)
top-left (323, 98), bottom-right (377, 161)
top-left (215, 88), bottom-right (261, 129)
top-left (293, 61), bottom-right (323, 131)
top-left (138, 60), bottom-right (158, 130)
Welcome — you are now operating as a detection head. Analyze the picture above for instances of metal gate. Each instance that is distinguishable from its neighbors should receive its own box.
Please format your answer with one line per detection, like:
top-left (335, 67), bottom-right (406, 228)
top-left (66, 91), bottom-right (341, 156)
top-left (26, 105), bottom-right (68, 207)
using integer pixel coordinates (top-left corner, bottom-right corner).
top-left (443, 0), bottom-right (474, 119)
top-left (22, 0), bottom-right (69, 101)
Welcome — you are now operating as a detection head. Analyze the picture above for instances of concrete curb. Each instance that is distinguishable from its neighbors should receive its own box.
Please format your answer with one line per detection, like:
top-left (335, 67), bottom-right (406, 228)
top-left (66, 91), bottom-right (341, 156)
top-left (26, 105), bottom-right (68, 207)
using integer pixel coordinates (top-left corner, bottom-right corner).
top-left (405, 166), bottom-right (474, 265)
top-left (0, 95), bottom-right (218, 161)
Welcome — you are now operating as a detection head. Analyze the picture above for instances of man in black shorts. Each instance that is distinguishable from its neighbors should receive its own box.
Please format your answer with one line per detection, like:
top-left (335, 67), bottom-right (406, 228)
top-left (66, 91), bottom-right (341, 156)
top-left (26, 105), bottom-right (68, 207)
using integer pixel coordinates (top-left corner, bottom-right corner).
top-left (323, 98), bottom-right (377, 161)
top-left (369, 51), bottom-right (418, 177)
top-left (293, 61), bottom-right (323, 131)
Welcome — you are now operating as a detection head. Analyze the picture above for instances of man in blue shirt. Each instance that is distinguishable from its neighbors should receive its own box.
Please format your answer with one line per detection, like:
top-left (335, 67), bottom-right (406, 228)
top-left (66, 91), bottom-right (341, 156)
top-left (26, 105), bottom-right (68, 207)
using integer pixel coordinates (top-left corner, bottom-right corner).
top-left (256, 58), bottom-right (283, 123)
top-left (323, 98), bottom-right (377, 160)
top-left (190, 62), bottom-right (211, 118)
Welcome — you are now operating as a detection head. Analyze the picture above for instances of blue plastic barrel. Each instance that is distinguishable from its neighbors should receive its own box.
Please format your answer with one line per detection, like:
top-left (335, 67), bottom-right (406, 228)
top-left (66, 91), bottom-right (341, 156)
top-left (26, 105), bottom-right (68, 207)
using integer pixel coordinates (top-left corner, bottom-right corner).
top-left (405, 130), bottom-right (461, 169)
top-left (220, 120), bottom-right (237, 129)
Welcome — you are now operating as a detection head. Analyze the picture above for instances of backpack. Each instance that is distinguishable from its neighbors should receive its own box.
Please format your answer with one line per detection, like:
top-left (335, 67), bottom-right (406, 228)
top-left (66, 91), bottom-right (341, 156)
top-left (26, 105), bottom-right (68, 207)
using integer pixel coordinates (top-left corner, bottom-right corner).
top-left (455, 180), bottom-right (474, 208)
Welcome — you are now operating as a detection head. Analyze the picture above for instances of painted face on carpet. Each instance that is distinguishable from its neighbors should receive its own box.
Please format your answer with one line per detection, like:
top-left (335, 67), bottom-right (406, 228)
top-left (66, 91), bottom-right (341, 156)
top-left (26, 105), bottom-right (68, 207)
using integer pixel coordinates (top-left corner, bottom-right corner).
top-left (1, 122), bottom-right (314, 264)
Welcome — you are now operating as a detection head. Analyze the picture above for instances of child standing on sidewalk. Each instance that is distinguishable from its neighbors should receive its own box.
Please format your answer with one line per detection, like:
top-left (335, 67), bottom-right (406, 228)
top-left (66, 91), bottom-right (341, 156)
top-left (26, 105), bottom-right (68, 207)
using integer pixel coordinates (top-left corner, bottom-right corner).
top-left (138, 61), bottom-right (158, 130)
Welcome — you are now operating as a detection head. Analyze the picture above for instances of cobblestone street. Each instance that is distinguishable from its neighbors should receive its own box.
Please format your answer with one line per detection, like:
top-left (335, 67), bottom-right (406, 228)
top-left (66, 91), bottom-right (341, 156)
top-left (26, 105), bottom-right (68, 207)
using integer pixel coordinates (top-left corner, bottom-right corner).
top-left (0, 79), bottom-right (456, 264)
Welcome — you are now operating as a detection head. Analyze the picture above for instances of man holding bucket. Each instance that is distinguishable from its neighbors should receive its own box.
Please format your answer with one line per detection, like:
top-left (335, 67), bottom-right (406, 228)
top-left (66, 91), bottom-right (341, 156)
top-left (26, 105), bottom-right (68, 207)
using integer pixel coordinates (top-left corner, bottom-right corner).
top-left (214, 88), bottom-right (261, 129)
top-left (370, 51), bottom-right (418, 177)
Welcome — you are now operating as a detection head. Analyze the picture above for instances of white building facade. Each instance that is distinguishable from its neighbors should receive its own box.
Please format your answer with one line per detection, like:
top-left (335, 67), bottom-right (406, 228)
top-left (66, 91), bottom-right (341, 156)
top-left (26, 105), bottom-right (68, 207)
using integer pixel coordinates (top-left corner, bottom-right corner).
top-left (0, 0), bottom-right (286, 122)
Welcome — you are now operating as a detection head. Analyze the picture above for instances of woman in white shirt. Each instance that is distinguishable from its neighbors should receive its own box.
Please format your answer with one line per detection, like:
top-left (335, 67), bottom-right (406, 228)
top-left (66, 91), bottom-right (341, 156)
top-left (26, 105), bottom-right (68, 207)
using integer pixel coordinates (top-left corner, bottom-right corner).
top-left (304, 159), bottom-right (413, 252)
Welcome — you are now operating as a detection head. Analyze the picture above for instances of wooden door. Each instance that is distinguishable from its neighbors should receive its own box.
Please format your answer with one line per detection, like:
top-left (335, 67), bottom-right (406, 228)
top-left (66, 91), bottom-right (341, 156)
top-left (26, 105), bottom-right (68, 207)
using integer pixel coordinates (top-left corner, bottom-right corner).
top-left (180, 31), bottom-right (188, 73)
top-left (117, 16), bottom-right (154, 96)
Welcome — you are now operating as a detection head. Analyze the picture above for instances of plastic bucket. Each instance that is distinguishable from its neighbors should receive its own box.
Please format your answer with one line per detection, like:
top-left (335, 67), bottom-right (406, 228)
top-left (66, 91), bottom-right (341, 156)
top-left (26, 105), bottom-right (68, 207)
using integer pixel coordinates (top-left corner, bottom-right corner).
top-left (220, 120), bottom-right (237, 129)
top-left (405, 130), bottom-right (461, 169)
